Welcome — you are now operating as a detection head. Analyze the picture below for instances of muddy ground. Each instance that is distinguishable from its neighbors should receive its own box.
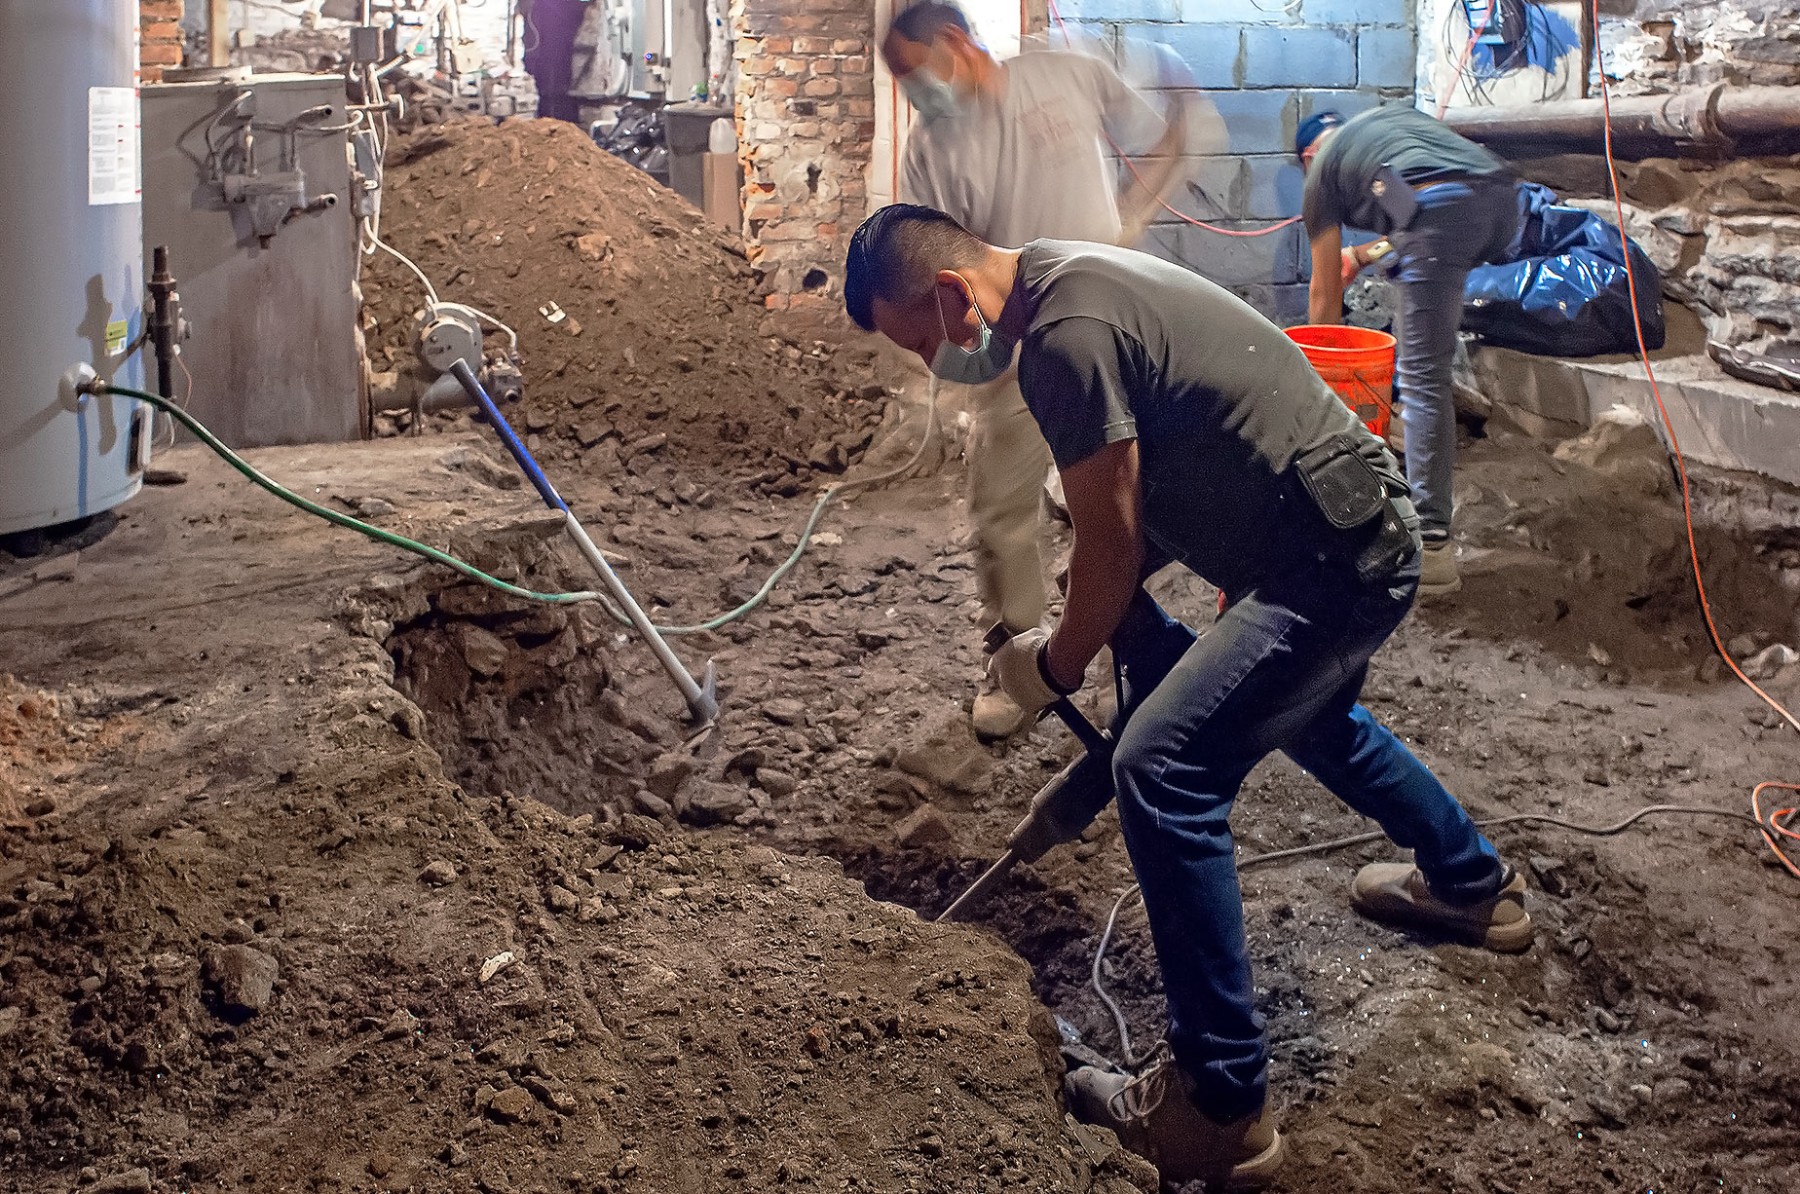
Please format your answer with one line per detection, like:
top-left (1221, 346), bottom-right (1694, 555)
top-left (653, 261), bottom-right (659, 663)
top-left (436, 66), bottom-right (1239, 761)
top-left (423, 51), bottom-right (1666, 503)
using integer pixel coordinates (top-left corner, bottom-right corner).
top-left (3, 379), bottom-right (1799, 1194)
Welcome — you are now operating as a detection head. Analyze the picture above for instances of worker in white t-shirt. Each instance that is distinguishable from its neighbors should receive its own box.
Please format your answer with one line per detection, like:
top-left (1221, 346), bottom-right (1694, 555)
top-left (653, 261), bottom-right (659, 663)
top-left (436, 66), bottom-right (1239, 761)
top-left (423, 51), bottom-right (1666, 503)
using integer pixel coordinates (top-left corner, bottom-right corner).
top-left (883, 0), bottom-right (1190, 739)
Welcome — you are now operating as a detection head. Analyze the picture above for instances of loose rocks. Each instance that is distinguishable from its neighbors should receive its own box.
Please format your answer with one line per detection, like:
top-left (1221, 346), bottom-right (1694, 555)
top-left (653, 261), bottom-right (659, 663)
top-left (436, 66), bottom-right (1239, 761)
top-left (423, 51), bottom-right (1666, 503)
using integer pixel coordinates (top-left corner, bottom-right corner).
top-left (203, 944), bottom-right (279, 1017)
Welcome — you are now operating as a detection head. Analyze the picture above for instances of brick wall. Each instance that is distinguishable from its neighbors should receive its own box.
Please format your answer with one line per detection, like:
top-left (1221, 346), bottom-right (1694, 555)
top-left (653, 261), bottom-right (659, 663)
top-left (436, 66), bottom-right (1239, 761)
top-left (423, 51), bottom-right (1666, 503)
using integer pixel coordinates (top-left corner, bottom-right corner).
top-left (142, 0), bottom-right (185, 81)
top-left (731, 0), bottom-right (876, 319)
top-left (1060, 0), bottom-right (1415, 322)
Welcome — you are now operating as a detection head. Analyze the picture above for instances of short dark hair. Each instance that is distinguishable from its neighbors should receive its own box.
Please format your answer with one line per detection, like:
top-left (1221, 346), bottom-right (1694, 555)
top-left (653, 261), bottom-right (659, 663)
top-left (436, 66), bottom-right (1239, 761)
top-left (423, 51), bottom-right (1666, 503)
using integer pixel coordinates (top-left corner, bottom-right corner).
top-left (888, 1), bottom-right (971, 47)
top-left (843, 204), bottom-right (984, 332)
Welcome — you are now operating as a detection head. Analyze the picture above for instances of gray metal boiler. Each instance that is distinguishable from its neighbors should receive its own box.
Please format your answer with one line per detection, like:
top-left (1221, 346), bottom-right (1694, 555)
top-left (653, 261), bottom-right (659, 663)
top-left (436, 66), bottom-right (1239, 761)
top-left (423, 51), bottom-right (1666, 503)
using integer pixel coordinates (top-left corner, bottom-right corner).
top-left (139, 73), bottom-right (364, 448)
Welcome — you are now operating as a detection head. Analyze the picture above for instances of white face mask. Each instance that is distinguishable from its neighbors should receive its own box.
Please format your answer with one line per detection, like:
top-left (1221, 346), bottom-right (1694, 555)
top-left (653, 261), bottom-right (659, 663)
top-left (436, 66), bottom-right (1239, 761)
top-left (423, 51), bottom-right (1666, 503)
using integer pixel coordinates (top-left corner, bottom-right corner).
top-left (900, 67), bottom-right (961, 124)
top-left (929, 280), bottom-right (1013, 385)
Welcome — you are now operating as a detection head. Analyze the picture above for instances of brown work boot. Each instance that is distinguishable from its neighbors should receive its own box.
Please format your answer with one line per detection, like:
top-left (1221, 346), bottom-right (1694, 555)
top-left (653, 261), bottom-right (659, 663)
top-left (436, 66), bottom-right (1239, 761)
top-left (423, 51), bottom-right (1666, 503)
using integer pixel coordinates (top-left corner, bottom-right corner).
top-left (1064, 1047), bottom-right (1285, 1189)
top-left (1419, 536), bottom-right (1461, 596)
top-left (1351, 862), bottom-right (1534, 953)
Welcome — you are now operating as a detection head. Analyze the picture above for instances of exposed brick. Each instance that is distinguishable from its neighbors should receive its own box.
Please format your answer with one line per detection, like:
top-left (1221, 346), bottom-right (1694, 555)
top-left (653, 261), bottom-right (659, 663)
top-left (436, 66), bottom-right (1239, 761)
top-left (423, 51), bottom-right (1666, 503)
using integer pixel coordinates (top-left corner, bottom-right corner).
top-left (140, 42), bottom-right (182, 67)
top-left (794, 36), bottom-right (832, 54)
top-left (776, 57), bottom-right (806, 73)
top-left (841, 56), bottom-right (869, 74)
top-left (140, 0), bottom-right (182, 17)
top-left (813, 58), bottom-right (838, 74)
top-left (748, 202), bottom-right (784, 221)
top-left (831, 39), bottom-right (863, 54)
top-left (1241, 27), bottom-right (1355, 89)
top-left (802, 78), bottom-right (840, 98)
top-left (144, 20), bottom-right (181, 41)
top-left (762, 78), bottom-right (798, 98)
top-left (742, 55), bottom-right (775, 73)
top-left (816, 222), bottom-right (839, 238)
top-left (789, 121), bottom-right (821, 138)
top-left (763, 37), bottom-right (792, 54)
top-left (845, 98), bottom-right (874, 118)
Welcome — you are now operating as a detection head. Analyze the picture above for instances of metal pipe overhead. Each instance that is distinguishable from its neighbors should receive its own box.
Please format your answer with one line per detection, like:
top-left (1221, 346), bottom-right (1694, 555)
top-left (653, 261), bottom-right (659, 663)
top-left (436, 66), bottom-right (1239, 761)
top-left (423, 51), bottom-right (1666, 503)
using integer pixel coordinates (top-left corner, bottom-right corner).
top-left (1443, 84), bottom-right (1800, 152)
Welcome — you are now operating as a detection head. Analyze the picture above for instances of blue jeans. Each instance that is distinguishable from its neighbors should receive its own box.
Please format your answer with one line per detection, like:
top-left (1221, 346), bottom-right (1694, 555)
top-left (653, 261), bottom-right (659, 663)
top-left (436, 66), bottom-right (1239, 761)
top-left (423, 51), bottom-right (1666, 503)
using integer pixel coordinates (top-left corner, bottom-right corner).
top-left (1107, 558), bottom-right (1504, 1123)
top-left (1394, 179), bottom-right (1520, 537)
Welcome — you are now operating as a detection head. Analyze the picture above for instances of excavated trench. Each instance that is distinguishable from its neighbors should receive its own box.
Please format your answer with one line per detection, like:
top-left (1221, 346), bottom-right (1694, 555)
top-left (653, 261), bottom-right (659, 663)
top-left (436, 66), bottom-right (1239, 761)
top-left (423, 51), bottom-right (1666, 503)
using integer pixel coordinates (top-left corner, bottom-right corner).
top-left (372, 457), bottom-right (1800, 1190)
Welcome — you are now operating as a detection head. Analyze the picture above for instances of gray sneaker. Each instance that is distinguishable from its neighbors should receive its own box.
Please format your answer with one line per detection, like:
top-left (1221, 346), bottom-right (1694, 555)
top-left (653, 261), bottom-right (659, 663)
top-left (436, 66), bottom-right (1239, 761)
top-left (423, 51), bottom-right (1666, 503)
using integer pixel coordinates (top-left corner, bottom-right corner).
top-left (1064, 1046), bottom-right (1286, 1189)
top-left (1419, 537), bottom-right (1461, 596)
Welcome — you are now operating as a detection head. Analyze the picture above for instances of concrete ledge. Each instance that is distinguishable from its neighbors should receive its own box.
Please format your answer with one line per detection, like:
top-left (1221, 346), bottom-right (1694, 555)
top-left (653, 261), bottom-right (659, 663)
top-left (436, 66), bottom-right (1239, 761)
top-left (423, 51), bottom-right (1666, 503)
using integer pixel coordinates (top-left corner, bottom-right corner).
top-left (1466, 346), bottom-right (1800, 489)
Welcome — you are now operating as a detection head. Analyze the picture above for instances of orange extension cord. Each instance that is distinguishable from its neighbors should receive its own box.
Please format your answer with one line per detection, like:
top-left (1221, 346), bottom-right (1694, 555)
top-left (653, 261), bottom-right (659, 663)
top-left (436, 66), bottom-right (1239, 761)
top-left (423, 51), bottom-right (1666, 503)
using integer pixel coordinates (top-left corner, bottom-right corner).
top-left (1589, 4), bottom-right (1800, 879)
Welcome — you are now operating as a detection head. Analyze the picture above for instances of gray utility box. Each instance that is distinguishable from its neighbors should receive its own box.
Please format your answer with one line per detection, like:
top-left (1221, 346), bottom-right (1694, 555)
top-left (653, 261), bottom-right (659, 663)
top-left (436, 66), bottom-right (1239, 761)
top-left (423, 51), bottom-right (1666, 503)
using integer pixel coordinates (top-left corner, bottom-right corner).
top-left (141, 73), bottom-right (364, 447)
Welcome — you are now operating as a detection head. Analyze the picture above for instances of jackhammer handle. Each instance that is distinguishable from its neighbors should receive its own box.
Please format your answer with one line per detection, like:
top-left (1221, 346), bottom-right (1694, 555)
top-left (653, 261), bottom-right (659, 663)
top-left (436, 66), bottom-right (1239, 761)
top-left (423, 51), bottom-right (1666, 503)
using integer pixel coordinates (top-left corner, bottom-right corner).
top-left (1048, 696), bottom-right (1110, 758)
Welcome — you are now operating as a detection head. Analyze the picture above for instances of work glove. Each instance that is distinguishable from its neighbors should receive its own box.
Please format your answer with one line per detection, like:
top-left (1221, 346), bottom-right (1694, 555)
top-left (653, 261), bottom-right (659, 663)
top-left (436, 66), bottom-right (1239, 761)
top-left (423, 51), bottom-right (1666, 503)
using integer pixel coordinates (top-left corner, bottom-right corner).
top-left (1339, 247), bottom-right (1365, 289)
top-left (988, 628), bottom-right (1079, 719)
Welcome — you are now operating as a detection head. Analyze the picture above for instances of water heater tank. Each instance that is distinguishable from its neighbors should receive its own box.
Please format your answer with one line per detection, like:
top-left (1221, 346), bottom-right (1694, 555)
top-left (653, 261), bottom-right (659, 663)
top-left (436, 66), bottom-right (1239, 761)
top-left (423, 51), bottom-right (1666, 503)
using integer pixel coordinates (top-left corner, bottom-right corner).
top-left (0, 0), bottom-right (148, 536)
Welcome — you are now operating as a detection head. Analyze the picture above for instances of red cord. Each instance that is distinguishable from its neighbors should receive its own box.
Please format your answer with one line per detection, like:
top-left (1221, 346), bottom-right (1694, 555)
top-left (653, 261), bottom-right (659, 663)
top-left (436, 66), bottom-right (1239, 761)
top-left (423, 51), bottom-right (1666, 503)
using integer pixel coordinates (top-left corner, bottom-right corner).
top-left (1591, 5), bottom-right (1800, 879)
top-left (1045, 0), bottom-right (1299, 239)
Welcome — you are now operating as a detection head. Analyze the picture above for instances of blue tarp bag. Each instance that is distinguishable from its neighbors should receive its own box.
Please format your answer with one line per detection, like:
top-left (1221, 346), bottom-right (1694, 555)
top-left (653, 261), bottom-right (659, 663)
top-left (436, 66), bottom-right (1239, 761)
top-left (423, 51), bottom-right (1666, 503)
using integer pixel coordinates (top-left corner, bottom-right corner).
top-left (1462, 182), bottom-right (1665, 356)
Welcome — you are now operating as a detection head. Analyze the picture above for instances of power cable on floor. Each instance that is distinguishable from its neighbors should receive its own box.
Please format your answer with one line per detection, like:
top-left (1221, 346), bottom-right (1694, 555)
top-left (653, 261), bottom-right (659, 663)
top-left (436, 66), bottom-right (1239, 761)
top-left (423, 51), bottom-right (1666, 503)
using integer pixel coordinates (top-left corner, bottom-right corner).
top-left (91, 381), bottom-right (940, 636)
top-left (1090, 803), bottom-right (1762, 1068)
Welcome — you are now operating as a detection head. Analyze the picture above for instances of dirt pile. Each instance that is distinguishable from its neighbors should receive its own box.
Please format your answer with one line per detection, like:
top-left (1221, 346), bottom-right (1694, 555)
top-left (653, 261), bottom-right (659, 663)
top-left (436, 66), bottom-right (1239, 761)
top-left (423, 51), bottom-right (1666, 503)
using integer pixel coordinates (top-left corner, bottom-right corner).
top-left (362, 118), bottom-right (888, 490)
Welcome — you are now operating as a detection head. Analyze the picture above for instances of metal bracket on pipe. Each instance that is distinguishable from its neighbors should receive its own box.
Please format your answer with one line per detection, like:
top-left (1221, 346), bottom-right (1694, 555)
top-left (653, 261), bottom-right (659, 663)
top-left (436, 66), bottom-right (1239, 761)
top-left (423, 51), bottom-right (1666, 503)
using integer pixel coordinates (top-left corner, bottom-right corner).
top-left (447, 360), bottom-right (720, 728)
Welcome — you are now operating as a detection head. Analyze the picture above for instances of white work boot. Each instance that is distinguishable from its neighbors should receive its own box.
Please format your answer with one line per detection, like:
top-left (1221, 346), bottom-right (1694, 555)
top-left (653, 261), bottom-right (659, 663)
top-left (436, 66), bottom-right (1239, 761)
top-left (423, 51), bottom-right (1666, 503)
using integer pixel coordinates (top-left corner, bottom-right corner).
top-left (970, 679), bottom-right (1030, 741)
top-left (1064, 1046), bottom-right (1285, 1189)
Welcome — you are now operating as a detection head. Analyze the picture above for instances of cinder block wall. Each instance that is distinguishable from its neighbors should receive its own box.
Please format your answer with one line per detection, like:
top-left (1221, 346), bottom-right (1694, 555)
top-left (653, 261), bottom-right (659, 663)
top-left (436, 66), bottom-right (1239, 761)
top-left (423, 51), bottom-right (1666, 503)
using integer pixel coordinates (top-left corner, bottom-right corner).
top-left (1058, 0), bottom-right (1415, 322)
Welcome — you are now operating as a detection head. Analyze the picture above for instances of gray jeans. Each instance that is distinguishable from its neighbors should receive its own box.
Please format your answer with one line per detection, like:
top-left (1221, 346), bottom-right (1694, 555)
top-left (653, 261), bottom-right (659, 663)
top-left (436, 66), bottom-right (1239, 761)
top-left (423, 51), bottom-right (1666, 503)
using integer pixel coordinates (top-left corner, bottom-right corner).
top-left (1393, 179), bottom-right (1520, 537)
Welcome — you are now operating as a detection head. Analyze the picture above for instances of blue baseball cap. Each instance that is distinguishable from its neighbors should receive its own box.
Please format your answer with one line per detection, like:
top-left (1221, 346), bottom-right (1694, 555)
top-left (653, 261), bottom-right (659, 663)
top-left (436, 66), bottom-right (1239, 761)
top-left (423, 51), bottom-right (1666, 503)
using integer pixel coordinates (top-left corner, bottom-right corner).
top-left (1296, 111), bottom-right (1344, 160)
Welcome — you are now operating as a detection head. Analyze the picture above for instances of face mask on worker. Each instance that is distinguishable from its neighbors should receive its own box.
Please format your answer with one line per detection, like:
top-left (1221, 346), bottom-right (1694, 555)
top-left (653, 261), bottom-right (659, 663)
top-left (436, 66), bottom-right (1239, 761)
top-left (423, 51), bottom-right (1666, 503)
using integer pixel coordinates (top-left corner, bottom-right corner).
top-left (901, 67), bottom-right (960, 123)
top-left (929, 279), bottom-right (1012, 385)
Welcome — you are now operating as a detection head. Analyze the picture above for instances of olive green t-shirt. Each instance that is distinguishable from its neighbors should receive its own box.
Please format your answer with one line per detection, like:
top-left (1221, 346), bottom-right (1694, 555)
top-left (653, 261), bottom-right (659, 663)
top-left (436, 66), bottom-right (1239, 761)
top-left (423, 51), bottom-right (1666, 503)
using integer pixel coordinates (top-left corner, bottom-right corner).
top-left (1302, 104), bottom-right (1508, 236)
top-left (1015, 240), bottom-right (1406, 596)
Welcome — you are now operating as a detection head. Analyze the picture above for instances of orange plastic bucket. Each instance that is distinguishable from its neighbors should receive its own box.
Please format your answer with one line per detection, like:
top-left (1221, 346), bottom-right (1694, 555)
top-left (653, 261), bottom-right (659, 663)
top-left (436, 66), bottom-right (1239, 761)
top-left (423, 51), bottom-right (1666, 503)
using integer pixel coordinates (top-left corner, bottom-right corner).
top-left (1285, 324), bottom-right (1395, 441)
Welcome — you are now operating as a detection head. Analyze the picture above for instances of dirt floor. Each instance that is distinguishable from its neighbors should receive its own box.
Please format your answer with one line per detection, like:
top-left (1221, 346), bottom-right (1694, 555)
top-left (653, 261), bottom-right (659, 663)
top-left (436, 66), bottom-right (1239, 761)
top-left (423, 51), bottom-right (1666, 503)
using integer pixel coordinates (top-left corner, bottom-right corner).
top-left (5, 118), bottom-right (1799, 1194)
top-left (3, 378), bottom-right (1798, 1193)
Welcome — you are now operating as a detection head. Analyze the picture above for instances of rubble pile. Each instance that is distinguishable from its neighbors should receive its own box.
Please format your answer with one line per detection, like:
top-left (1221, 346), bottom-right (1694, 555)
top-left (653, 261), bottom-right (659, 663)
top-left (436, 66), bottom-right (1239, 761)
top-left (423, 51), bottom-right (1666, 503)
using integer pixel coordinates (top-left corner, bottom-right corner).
top-left (361, 118), bottom-right (888, 490)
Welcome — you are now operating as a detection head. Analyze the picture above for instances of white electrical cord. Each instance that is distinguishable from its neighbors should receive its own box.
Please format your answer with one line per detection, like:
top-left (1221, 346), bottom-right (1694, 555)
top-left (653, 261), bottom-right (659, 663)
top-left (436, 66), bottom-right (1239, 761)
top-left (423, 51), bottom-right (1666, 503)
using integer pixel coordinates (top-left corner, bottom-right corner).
top-left (363, 219), bottom-right (440, 305)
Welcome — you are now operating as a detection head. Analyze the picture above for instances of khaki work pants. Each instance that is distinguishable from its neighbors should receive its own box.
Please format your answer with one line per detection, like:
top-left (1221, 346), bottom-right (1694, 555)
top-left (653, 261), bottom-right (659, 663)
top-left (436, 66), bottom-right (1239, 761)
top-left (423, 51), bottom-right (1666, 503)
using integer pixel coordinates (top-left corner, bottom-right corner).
top-left (961, 369), bottom-right (1055, 635)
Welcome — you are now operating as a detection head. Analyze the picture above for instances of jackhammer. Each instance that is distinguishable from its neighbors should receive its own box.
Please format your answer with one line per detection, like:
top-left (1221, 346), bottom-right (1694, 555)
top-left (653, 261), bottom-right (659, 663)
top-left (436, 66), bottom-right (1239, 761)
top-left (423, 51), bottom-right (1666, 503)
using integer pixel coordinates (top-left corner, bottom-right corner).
top-left (938, 587), bottom-right (1199, 921)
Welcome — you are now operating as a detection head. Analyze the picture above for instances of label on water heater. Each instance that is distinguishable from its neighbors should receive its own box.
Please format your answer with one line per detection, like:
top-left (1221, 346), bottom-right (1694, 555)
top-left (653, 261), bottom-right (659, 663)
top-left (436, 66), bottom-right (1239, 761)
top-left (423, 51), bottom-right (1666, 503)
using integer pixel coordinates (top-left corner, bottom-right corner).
top-left (88, 86), bottom-right (142, 206)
